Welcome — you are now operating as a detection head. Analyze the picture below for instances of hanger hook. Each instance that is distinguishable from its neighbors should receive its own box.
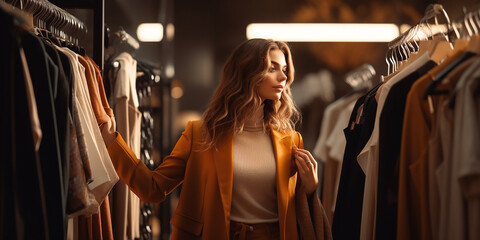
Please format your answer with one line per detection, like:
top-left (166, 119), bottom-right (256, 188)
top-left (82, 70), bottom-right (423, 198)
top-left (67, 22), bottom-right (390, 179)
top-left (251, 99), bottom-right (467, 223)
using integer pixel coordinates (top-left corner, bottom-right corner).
top-left (468, 12), bottom-right (478, 35)
top-left (385, 48), bottom-right (391, 75)
top-left (464, 13), bottom-right (473, 37)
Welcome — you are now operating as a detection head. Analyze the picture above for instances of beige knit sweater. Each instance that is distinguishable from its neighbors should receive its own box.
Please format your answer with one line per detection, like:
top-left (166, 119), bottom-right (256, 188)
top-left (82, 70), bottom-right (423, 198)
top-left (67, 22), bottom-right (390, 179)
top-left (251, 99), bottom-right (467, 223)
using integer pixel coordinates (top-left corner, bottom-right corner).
top-left (230, 107), bottom-right (278, 224)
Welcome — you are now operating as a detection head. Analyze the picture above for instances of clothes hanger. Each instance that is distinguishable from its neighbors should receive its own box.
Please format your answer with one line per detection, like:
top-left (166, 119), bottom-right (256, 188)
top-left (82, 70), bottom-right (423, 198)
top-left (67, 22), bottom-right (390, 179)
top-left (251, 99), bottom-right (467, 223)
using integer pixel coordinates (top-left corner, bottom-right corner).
top-left (465, 10), bottom-right (480, 53)
top-left (407, 37), bottom-right (418, 54)
top-left (32, 3), bottom-right (62, 47)
top-left (385, 34), bottom-right (401, 76)
top-left (385, 23), bottom-right (425, 80)
top-left (454, 9), bottom-right (480, 102)
top-left (385, 4), bottom-right (449, 80)
top-left (36, 0), bottom-right (48, 29)
top-left (392, 47), bottom-right (399, 73)
top-left (389, 47), bottom-right (396, 74)
top-left (397, 25), bottom-right (419, 62)
top-left (401, 41), bottom-right (410, 63)
top-left (385, 48), bottom-right (392, 76)
top-left (394, 44), bottom-right (401, 69)
top-left (394, 29), bottom-right (419, 72)
top-left (382, 45), bottom-right (399, 81)
top-left (424, 10), bottom-right (478, 100)
top-left (423, 10), bottom-right (454, 63)
top-left (345, 64), bottom-right (375, 91)
top-left (449, 13), bottom-right (470, 52)
top-left (23, 0), bottom-right (40, 27)
top-left (416, 6), bottom-right (446, 52)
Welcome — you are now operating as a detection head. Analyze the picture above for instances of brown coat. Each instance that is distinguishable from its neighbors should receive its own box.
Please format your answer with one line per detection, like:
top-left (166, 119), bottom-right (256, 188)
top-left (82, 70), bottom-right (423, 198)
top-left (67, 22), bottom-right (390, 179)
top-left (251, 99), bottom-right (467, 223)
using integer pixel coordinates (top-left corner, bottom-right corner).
top-left (108, 120), bottom-right (310, 240)
top-left (296, 179), bottom-right (333, 240)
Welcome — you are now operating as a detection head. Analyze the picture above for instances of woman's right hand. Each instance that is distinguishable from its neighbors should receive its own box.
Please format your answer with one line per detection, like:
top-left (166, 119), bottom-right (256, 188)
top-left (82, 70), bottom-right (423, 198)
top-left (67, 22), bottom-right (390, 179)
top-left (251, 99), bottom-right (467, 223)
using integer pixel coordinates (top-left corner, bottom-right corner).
top-left (293, 148), bottom-right (319, 195)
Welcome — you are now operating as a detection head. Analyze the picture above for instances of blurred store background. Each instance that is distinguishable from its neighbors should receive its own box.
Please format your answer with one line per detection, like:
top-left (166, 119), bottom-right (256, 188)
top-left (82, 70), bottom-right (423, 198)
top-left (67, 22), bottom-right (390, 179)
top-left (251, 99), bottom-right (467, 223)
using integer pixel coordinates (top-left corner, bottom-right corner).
top-left (60, 0), bottom-right (478, 238)
top-left (98, 0), bottom-right (472, 149)
top-left (107, 1), bottom-right (474, 239)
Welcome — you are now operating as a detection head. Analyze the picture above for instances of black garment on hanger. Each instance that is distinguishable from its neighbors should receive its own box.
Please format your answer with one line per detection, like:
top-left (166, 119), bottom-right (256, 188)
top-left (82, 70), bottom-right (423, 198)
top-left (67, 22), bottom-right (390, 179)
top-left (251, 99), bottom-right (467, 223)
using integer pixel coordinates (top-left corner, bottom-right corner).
top-left (376, 60), bottom-right (438, 240)
top-left (1, 10), bottom-right (49, 239)
top-left (44, 41), bottom-right (72, 232)
top-left (332, 83), bottom-right (380, 240)
top-left (22, 31), bottom-right (67, 240)
top-left (423, 52), bottom-right (475, 99)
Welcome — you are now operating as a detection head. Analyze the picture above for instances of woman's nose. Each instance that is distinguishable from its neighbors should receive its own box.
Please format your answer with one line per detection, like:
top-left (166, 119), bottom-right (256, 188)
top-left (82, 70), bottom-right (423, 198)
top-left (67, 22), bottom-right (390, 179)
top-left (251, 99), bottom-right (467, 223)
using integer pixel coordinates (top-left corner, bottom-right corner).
top-left (279, 71), bottom-right (287, 81)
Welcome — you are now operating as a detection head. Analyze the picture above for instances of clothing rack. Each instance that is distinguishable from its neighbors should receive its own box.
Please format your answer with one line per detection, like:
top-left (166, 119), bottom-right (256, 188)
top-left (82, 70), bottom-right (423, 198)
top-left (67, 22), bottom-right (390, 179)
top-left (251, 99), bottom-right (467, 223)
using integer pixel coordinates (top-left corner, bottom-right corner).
top-left (136, 62), bottom-right (160, 240)
top-left (388, 4), bottom-right (451, 48)
top-left (386, 4), bottom-right (480, 76)
top-left (49, 0), bottom-right (105, 72)
top-left (344, 63), bottom-right (376, 90)
top-left (5, 0), bottom-right (88, 44)
top-left (107, 28), bottom-right (140, 64)
top-left (449, 6), bottom-right (480, 40)
top-left (3, 0), bottom-right (105, 71)
top-left (385, 4), bottom-right (451, 75)
top-left (113, 28), bottom-right (140, 52)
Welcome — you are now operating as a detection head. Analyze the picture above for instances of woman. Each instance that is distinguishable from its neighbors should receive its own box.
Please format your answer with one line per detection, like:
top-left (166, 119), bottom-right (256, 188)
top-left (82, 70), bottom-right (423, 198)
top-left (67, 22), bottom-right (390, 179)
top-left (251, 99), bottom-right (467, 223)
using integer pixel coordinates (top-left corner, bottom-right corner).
top-left (101, 38), bottom-right (320, 240)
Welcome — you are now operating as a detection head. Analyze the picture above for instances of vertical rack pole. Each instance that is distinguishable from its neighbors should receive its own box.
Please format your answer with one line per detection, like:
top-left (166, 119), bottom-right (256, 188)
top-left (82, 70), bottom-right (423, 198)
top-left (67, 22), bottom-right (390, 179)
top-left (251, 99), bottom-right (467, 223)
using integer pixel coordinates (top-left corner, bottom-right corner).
top-left (92, 0), bottom-right (104, 73)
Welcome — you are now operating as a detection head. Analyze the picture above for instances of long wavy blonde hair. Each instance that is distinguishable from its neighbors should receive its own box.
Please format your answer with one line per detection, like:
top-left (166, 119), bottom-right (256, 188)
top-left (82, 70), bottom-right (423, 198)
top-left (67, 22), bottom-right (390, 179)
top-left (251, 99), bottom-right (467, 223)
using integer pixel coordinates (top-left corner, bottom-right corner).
top-left (200, 38), bottom-right (300, 149)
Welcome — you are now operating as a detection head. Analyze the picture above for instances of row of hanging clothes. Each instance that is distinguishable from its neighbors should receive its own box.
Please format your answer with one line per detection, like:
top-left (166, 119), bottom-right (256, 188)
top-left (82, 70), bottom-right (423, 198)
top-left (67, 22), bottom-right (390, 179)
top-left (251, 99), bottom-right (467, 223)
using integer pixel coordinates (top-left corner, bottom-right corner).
top-left (1, 0), bottom-right (118, 239)
top-left (104, 28), bottom-right (161, 240)
top-left (1, 0), bottom-right (160, 239)
top-left (104, 29), bottom-right (143, 240)
top-left (313, 63), bottom-right (376, 224)
top-left (314, 3), bottom-right (480, 240)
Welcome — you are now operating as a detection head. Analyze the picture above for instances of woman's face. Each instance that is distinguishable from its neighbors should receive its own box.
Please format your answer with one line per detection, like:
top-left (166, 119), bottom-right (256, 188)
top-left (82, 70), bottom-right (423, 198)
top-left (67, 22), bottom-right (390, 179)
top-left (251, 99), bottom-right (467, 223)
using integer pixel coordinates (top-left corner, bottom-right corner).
top-left (258, 49), bottom-right (288, 101)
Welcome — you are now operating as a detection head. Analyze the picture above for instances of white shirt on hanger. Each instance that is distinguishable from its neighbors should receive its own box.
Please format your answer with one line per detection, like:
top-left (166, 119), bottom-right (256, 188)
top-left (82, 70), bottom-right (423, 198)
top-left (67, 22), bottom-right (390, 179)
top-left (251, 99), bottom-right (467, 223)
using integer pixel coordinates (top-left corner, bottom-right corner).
top-left (57, 46), bottom-right (119, 205)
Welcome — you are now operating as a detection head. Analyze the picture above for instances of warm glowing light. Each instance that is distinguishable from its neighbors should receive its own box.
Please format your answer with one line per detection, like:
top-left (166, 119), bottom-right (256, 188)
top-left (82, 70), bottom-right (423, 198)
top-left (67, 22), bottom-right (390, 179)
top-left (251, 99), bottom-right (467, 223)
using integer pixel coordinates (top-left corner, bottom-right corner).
top-left (246, 23), bottom-right (400, 42)
top-left (165, 64), bottom-right (175, 78)
top-left (400, 24), bottom-right (412, 34)
top-left (137, 23), bottom-right (164, 42)
top-left (171, 86), bottom-right (183, 99)
top-left (166, 23), bottom-right (175, 41)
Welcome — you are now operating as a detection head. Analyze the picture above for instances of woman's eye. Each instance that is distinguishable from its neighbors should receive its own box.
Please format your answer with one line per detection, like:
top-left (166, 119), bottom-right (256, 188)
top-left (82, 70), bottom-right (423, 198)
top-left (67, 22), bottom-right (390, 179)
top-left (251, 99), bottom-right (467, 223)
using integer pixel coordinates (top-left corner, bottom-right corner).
top-left (270, 67), bottom-right (276, 72)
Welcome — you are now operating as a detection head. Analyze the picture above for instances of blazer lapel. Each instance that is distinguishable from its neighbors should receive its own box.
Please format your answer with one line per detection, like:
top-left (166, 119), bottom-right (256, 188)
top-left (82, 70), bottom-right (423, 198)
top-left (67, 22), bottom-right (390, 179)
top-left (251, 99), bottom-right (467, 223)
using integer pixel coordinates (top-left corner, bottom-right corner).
top-left (212, 127), bottom-right (295, 236)
top-left (212, 131), bottom-right (234, 230)
top-left (270, 127), bottom-right (294, 234)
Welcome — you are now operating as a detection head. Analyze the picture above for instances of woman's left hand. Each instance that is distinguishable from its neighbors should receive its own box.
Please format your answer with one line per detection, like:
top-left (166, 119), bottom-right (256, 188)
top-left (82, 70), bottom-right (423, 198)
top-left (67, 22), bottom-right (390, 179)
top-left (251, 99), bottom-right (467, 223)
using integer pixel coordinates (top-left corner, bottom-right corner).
top-left (294, 148), bottom-right (318, 195)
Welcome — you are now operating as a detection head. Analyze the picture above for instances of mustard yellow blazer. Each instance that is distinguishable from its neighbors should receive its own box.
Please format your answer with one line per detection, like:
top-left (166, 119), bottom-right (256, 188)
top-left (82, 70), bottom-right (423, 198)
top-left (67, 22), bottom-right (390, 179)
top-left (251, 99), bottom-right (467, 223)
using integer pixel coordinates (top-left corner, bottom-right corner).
top-left (107, 120), bottom-right (303, 240)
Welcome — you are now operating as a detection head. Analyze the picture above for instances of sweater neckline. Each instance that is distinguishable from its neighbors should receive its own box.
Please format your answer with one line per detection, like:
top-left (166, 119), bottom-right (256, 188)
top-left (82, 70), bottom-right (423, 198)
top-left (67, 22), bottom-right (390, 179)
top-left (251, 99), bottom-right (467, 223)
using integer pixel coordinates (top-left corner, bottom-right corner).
top-left (243, 106), bottom-right (265, 132)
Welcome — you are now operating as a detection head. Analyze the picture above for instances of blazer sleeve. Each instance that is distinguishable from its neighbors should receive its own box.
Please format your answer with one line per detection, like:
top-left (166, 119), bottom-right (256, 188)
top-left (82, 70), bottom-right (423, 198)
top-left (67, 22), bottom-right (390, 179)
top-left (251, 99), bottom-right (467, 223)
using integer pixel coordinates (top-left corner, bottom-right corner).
top-left (107, 121), bottom-right (194, 202)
